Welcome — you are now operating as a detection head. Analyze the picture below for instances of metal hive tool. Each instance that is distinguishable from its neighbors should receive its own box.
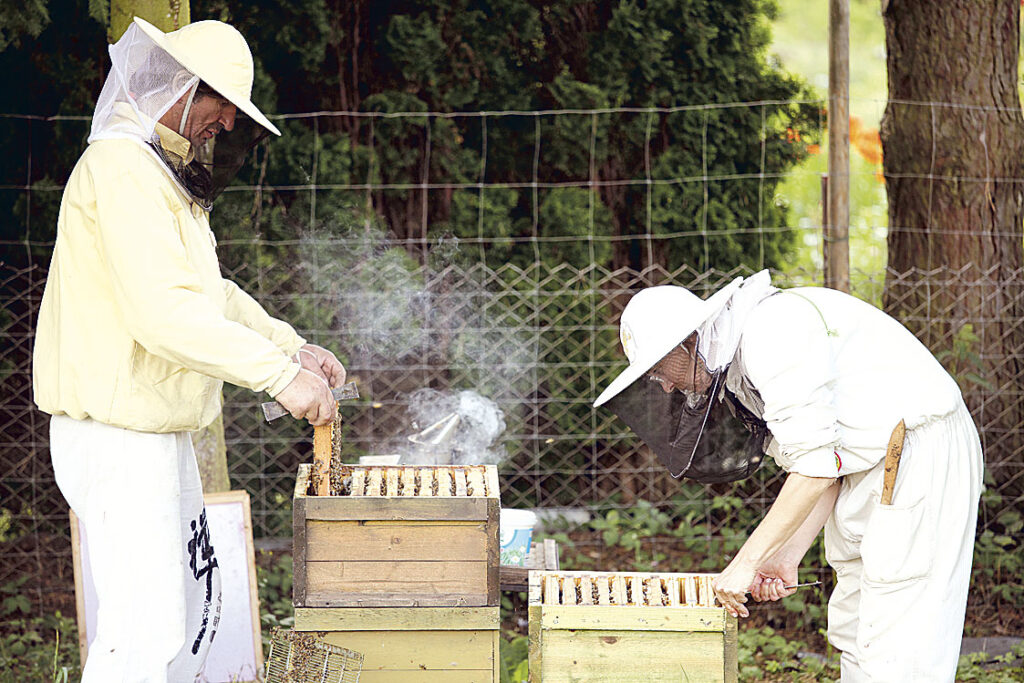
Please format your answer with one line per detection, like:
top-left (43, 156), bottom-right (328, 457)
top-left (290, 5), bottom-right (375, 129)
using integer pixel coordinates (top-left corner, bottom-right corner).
top-left (265, 629), bottom-right (363, 683)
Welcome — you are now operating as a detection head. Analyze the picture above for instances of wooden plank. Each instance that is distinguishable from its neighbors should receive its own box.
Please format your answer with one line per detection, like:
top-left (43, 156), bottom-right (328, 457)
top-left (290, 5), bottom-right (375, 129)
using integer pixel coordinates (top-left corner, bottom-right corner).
top-left (596, 576), bottom-right (610, 605)
top-left (317, 629), bottom-right (495, 671)
top-left (612, 576), bottom-right (626, 605)
top-left (485, 498), bottom-right (500, 606)
top-left (724, 612), bottom-right (738, 682)
top-left (580, 576), bottom-right (593, 605)
top-left (419, 468), bottom-right (434, 496)
top-left (466, 467), bottom-right (485, 497)
top-left (437, 467), bottom-right (453, 496)
top-left (543, 538), bottom-right (559, 570)
top-left (684, 575), bottom-right (698, 606)
top-left (544, 574), bottom-right (560, 606)
top-left (385, 467), bottom-right (399, 497)
top-left (400, 467), bottom-right (417, 496)
top-left (358, 671), bottom-right (496, 683)
top-left (454, 468), bottom-right (468, 497)
top-left (366, 468), bottom-right (383, 496)
top-left (303, 496), bottom-right (490, 521)
top-left (293, 606), bottom-right (498, 631)
top-left (528, 570), bottom-right (543, 603)
top-left (351, 468), bottom-right (366, 496)
top-left (491, 629), bottom-right (500, 683)
top-left (538, 605), bottom-right (727, 632)
top-left (312, 404), bottom-right (337, 497)
top-left (295, 463), bottom-right (312, 499)
top-left (304, 561), bottom-right (488, 606)
top-left (539, 629), bottom-right (728, 682)
top-left (292, 495), bottom-right (308, 607)
top-left (484, 465), bottom-right (500, 500)
top-left (69, 511), bottom-right (88, 668)
top-left (700, 575), bottom-right (714, 607)
top-left (666, 576), bottom-right (679, 607)
top-left (305, 521), bottom-right (488, 561)
top-left (528, 604), bottom-right (542, 683)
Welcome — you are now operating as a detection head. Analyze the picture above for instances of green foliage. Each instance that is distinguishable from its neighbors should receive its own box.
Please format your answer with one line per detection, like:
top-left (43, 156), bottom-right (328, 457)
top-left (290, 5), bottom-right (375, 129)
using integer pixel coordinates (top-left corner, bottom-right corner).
top-left (0, 609), bottom-right (79, 683)
top-left (956, 642), bottom-right (1024, 683)
top-left (0, 0), bottom-right (51, 52)
top-left (738, 626), bottom-right (838, 680)
top-left (257, 552), bottom-right (295, 645)
top-left (936, 323), bottom-right (994, 391)
top-left (499, 633), bottom-right (529, 683)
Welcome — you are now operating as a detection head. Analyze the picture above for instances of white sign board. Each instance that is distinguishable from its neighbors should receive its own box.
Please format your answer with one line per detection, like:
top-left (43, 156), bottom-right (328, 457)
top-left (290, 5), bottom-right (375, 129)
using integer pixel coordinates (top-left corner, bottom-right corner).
top-left (71, 491), bottom-right (263, 682)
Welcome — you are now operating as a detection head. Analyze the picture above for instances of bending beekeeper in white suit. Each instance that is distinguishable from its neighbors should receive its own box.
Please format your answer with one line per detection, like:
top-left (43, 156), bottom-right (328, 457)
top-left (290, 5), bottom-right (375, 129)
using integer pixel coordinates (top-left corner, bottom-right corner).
top-left (33, 17), bottom-right (342, 682)
top-left (595, 271), bottom-right (983, 682)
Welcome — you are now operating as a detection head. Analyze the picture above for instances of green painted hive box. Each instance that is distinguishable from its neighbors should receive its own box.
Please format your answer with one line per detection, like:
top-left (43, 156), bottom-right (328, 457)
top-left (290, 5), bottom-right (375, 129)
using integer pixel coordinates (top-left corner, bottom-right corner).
top-left (528, 570), bottom-right (737, 683)
top-left (294, 605), bottom-right (500, 682)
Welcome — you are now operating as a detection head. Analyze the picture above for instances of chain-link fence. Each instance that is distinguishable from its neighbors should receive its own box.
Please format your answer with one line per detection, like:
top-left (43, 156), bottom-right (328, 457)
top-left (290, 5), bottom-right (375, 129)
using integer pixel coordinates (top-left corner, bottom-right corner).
top-left (2, 105), bottom-right (1022, 614)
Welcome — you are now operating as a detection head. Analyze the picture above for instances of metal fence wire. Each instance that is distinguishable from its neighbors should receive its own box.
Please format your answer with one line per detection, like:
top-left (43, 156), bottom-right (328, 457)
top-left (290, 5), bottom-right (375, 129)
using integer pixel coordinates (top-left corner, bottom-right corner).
top-left (1, 106), bottom-right (1022, 614)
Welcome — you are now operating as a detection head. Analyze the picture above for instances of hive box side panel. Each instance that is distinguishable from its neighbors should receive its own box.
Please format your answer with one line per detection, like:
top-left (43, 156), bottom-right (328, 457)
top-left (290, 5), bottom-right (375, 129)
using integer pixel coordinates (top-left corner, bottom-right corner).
top-left (317, 629), bottom-right (497, 681)
top-left (292, 494), bottom-right (308, 607)
top-left (304, 560), bottom-right (489, 607)
top-left (303, 496), bottom-right (490, 521)
top-left (539, 630), bottom-right (728, 683)
top-left (305, 520), bottom-right (489, 561)
top-left (294, 606), bottom-right (498, 631)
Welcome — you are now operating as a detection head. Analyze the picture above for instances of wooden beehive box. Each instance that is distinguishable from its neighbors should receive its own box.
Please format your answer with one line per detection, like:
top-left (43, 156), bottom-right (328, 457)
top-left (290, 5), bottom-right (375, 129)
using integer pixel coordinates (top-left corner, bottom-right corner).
top-left (293, 463), bottom-right (500, 608)
top-left (528, 570), bottom-right (738, 683)
top-left (294, 605), bottom-right (499, 682)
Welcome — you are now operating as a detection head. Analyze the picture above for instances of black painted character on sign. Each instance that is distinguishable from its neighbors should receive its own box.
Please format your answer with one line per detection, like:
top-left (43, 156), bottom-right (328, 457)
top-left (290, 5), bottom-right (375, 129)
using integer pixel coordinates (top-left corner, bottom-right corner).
top-left (188, 508), bottom-right (220, 654)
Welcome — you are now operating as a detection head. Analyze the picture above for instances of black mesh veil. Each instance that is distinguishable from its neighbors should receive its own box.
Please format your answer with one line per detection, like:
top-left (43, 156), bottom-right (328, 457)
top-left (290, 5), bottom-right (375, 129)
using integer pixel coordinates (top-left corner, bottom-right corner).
top-left (605, 366), bottom-right (767, 484)
top-left (148, 109), bottom-right (270, 210)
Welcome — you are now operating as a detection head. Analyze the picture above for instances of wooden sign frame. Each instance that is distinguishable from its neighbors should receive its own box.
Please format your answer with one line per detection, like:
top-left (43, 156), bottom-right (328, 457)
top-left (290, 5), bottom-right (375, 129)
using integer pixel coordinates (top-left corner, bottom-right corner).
top-left (70, 490), bottom-right (264, 682)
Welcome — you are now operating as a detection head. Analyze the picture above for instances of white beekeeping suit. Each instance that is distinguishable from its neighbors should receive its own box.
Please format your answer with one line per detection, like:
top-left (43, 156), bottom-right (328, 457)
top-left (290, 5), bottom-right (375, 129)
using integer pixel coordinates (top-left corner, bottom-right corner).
top-left (596, 272), bottom-right (983, 682)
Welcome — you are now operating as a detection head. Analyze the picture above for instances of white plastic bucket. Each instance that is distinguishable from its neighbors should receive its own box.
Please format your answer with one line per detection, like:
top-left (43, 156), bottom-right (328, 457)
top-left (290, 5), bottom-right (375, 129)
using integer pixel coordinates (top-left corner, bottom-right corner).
top-left (500, 508), bottom-right (537, 567)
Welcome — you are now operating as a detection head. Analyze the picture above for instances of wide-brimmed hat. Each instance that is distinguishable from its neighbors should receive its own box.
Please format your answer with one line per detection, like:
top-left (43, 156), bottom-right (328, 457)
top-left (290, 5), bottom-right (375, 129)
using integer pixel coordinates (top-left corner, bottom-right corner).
top-left (132, 16), bottom-right (281, 136)
top-left (593, 278), bottom-right (743, 407)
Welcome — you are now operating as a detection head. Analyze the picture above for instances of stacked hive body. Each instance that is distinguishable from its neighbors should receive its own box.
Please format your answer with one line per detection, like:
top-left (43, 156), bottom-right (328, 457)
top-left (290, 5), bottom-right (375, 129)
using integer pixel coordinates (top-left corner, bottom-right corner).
top-left (293, 463), bottom-right (501, 682)
top-left (528, 571), bottom-right (737, 683)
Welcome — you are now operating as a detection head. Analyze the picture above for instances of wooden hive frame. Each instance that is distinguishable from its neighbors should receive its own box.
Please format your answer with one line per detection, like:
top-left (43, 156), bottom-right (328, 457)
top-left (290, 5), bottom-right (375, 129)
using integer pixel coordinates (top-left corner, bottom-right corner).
top-left (293, 463), bottom-right (500, 608)
top-left (528, 570), bottom-right (738, 683)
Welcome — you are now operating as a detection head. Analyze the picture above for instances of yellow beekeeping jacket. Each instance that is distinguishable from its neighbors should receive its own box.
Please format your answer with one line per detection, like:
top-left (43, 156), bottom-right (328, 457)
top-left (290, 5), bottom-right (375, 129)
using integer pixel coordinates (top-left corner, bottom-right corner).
top-left (33, 121), bottom-right (303, 433)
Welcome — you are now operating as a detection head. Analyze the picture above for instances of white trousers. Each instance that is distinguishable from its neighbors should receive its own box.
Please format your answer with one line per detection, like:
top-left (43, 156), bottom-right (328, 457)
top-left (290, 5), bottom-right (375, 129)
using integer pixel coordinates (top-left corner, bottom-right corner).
top-left (824, 401), bottom-right (983, 682)
top-left (50, 415), bottom-right (221, 683)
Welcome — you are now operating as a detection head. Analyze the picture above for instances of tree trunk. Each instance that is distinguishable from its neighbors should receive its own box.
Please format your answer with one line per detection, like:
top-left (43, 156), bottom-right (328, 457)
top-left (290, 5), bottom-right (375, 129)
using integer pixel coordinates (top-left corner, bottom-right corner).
top-left (109, 0), bottom-right (189, 42)
top-left (109, 0), bottom-right (231, 493)
top-left (880, 0), bottom-right (1024, 488)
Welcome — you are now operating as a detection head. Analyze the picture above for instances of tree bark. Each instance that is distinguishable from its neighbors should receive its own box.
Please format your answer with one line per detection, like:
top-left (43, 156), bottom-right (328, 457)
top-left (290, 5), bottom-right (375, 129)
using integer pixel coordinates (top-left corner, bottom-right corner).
top-left (880, 0), bottom-right (1024, 486)
top-left (109, 0), bottom-right (189, 42)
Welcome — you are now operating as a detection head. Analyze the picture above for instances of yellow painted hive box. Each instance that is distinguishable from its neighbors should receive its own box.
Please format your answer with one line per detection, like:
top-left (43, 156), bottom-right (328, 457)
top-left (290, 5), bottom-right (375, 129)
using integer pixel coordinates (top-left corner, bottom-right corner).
top-left (292, 463), bottom-right (500, 608)
top-left (293, 605), bottom-right (499, 683)
top-left (528, 570), bottom-right (738, 683)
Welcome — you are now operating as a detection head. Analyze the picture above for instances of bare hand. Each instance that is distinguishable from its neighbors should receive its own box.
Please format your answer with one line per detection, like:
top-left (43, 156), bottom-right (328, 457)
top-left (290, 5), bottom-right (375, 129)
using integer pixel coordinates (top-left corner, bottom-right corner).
top-left (294, 344), bottom-right (346, 388)
top-left (712, 559), bottom-right (757, 618)
top-left (273, 368), bottom-right (335, 426)
top-left (748, 557), bottom-right (799, 603)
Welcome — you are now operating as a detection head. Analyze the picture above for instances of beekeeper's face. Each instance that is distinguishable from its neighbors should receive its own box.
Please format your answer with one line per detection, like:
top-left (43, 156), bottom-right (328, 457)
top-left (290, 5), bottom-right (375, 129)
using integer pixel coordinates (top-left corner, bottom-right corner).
top-left (646, 334), bottom-right (713, 394)
top-left (182, 93), bottom-right (236, 149)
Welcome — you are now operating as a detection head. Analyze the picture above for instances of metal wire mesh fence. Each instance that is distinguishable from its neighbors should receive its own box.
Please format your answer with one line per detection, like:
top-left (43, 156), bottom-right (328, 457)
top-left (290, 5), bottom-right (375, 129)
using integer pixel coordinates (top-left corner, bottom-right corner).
top-left (1, 105), bottom-right (1022, 614)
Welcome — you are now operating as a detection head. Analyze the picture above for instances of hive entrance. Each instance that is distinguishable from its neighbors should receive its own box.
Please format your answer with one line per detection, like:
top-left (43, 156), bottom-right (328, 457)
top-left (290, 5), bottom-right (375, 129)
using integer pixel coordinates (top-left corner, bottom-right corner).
top-left (265, 629), bottom-right (363, 683)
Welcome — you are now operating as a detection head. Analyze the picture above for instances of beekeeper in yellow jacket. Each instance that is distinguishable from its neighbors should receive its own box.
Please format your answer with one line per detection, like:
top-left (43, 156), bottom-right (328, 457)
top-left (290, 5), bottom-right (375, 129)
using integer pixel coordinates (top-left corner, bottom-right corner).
top-left (33, 18), bottom-right (340, 682)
